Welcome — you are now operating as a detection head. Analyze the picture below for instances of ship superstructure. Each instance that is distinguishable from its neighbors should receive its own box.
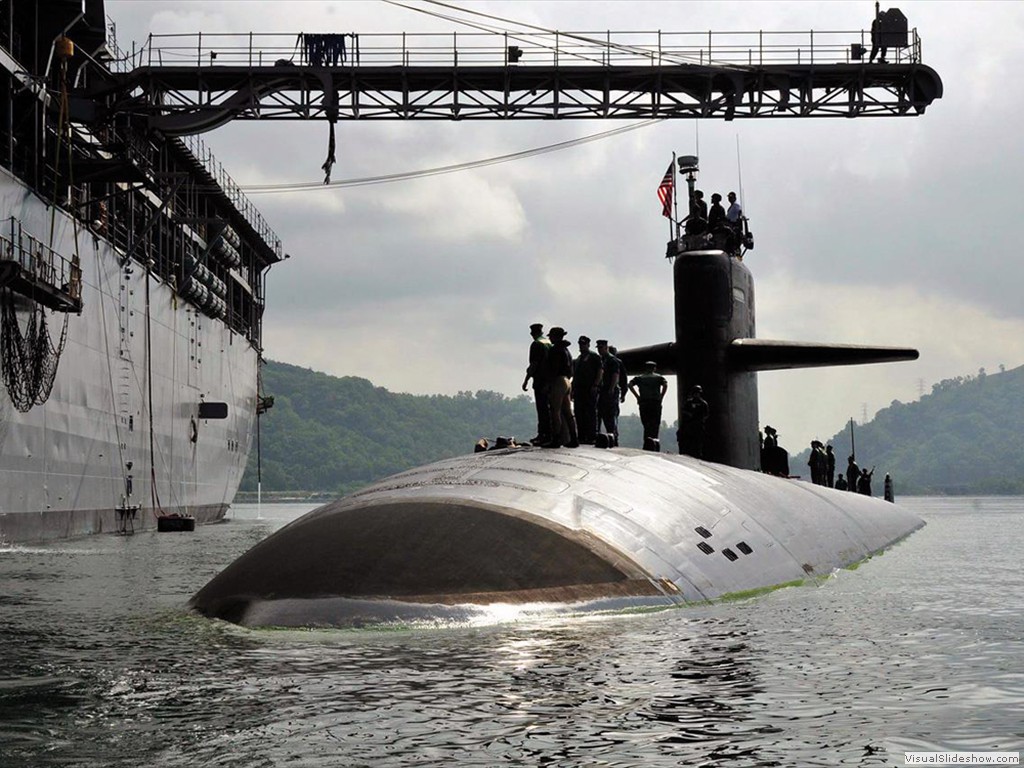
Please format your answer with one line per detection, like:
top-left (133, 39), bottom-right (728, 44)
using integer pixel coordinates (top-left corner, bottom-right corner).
top-left (0, 0), bottom-right (282, 542)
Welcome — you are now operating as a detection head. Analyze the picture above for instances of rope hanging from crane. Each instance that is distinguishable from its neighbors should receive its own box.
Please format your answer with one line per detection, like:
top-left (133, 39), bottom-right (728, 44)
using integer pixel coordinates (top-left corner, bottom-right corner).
top-left (322, 119), bottom-right (336, 184)
top-left (295, 33), bottom-right (362, 183)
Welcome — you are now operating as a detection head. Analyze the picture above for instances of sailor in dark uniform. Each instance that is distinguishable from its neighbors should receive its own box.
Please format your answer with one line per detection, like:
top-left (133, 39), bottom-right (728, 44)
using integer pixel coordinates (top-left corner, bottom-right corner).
top-left (808, 440), bottom-right (826, 485)
top-left (708, 193), bottom-right (726, 228)
top-left (521, 323), bottom-right (552, 444)
top-left (846, 455), bottom-right (860, 492)
top-left (609, 346), bottom-right (628, 406)
top-left (761, 425), bottom-right (777, 472)
top-left (572, 335), bottom-right (603, 444)
top-left (692, 189), bottom-right (708, 220)
top-left (595, 339), bottom-right (621, 445)
top-left (542, 327), bottom-right (578, 449)
top-left (679, 385), bottom-right (710, 458)
top-left (869, 1), bottom-right (888, 63)
top-left (857, 467), bottom-right (875, 496)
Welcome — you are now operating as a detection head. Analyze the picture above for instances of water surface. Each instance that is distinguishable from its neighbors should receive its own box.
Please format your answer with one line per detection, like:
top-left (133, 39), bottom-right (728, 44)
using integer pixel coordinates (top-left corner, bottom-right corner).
top-left (1, 497), bottom-right (1022, 766)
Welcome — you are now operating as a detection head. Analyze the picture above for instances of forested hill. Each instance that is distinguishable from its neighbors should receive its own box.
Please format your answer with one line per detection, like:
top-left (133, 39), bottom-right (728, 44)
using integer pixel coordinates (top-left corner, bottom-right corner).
top-left (238, 361), bottom-right (535, 496)
top-left (794, 365), bottom-right (1024, 495)
top-left (241, 361), bottom-right (1024, 498)
top-left (239, 360), bottom-right (646, 496)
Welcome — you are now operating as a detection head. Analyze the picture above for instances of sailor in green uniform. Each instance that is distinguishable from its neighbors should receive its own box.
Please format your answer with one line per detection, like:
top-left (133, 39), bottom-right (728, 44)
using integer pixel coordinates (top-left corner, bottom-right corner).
top-left (628, 361), bottom-right (668, 446)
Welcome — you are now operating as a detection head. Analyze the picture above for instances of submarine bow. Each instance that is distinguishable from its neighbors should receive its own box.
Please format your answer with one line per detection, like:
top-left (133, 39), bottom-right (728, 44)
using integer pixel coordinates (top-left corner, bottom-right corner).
top-left (191, 447), bottom-right (923, 628)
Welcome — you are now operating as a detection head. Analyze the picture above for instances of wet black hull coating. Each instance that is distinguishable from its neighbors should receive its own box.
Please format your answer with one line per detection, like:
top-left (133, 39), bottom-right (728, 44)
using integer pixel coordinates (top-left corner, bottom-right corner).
top-left (190, 448), bottom-right (923, 629)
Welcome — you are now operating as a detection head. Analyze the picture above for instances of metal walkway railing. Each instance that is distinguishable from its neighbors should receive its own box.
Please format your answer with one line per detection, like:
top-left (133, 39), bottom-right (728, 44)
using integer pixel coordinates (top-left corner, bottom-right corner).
top-left (90, 23), bottom-right (940, 132)
top-left (122, 27), bottom-right (923, 70)
top-left (0, 218), bottom-right (82, 313)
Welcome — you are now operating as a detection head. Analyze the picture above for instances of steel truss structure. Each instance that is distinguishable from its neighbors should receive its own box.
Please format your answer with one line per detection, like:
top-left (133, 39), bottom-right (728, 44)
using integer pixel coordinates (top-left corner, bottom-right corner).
top-left (77, 29), bottom-right (943, 135)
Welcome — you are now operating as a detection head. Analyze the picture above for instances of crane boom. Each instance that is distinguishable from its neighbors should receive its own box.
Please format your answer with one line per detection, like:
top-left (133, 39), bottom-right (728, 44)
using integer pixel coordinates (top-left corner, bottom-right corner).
top-left (73, 28), bottom-right (942, 136)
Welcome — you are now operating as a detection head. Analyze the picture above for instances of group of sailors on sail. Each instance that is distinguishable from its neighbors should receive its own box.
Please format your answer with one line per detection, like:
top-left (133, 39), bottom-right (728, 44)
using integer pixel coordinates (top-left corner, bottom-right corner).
top-left (681, 188), bottom-right (751, 256)
top-left (666, 177), bottom-right (753, 260)
top-left (689, 189), bottom-right (743, 228)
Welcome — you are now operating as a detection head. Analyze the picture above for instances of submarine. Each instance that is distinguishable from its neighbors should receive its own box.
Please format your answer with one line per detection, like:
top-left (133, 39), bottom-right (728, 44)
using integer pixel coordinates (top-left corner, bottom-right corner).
top-left (191, 157), bottom-right (924, 629)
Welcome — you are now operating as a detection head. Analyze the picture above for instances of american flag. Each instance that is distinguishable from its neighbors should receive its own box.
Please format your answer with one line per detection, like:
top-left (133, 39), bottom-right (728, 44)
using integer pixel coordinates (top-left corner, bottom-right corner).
top-left (657, 161), bottom-right (674, 218)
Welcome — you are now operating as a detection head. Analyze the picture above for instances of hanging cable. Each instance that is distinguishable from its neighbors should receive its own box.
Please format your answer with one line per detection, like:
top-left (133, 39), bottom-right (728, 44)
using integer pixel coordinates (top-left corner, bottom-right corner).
top-left (241, 118), bottom-right (661, 194)
top-left (145, 246), bottom-right (164, 516)
top-left (381, 0), bottom-right (609, 67)
top-left (386, 0), bottom-right (737, 68)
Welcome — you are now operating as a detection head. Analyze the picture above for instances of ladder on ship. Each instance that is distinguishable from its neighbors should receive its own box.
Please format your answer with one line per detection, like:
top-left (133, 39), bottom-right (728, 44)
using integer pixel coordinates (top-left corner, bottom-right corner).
top-left (115, 259), bottom-right (137, 532)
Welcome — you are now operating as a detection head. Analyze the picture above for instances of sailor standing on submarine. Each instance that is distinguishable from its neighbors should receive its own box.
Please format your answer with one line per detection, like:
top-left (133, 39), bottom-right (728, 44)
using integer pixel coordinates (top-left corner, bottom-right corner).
top-left (678, 385), bottom-right (710, 458)
top-left (572, 335), bottom-right (603, 444)
top-left (542, 327), bottom-right (579, 449)
top-left (522, 323), bottom-right (552, 445)
top-left (596, 339), bottom-right (621, 445)
top-left (629, 361), bottom-right (668, 448)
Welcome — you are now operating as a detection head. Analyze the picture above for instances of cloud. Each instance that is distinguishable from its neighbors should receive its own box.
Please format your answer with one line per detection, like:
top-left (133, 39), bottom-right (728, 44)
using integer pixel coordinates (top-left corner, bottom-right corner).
top-left (757, 275), bottom-right (1024, 449)
top-left (376, 173), bottom-right (527, 242)
top-left (103, 0), bottom-right (1024, 457)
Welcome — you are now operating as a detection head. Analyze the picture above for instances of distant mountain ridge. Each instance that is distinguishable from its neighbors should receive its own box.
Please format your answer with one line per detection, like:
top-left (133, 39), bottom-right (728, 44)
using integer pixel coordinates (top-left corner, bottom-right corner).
top-left (242, 361), bottom-right (1023, 498)
top-left (793, 365), bottom-right (1024, 495)
top-left (240, 360), bottom-right (647, 496)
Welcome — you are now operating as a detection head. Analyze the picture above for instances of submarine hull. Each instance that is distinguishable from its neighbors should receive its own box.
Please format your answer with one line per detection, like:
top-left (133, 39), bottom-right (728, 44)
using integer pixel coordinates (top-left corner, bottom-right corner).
top-left (191, 447), bottom-right (923, 628)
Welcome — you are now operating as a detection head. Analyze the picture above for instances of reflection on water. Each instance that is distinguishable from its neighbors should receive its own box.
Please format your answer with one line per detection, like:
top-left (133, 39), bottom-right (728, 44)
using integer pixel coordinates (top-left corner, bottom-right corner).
top-left (1, 498), bottom-right (1023, 766)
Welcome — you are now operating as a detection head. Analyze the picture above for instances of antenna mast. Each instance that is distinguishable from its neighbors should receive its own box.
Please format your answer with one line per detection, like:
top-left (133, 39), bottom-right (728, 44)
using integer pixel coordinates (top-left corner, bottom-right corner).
top-left (736, 135), bottom-right (746, 219)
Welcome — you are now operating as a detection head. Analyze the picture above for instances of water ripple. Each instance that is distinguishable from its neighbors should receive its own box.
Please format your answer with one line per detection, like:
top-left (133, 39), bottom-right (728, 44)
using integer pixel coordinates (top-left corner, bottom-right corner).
top-left (1, 499), bottom-right (1023, 766)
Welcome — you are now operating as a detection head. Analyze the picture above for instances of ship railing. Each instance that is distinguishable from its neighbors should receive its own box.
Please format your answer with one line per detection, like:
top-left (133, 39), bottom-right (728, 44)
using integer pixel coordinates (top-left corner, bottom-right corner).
top-left (0, 218), bottom-right (83, 313)
top-left (177, 132), bottom-right (283, 260)
top-left (137, 27), bottom-right (924, 70)
top-left (103, 20), bottom-right (282, 260)
top-left (671, 216), bottom-right (751, 260)
top-left (103, 19), bottom-right (148, 74)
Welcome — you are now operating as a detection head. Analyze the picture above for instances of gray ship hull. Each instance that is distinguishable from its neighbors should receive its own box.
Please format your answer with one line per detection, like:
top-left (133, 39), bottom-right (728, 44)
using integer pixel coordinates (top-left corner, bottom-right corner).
top-left (0, 170), bottom-right (257, 543)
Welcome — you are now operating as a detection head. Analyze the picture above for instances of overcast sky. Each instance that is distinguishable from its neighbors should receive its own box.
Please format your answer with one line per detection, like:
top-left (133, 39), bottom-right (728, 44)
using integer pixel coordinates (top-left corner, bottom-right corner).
top-left (108, 0), bottom-right (1024, 454)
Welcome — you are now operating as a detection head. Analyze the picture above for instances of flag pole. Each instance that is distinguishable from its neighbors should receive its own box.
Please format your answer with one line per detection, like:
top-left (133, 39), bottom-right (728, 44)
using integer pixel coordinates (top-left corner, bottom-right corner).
top-left (665, 155), bottom-right (674, 241)
top-left (672, 151), bottom-right (679, 240)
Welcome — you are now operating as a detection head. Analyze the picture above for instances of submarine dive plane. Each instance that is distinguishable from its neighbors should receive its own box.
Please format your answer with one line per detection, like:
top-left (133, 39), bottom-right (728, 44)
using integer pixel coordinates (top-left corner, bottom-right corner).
top-left (191, 157), bottom-right (924, 629)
